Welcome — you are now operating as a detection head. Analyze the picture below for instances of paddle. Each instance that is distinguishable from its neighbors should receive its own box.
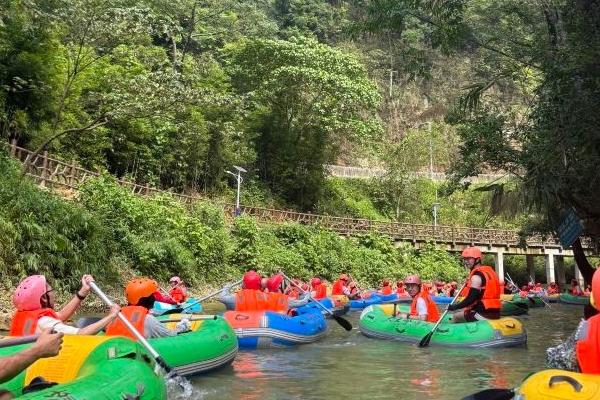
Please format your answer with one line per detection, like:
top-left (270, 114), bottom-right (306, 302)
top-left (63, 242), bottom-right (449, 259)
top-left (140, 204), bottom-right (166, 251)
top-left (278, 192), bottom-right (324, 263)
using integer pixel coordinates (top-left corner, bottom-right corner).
top-left (280, 272), bottom-right (353, 331)
top-left (0, 335), bottom-right (39, 349)
top-left (418, 280), bottom-right (469, 348)
top-left (462, 388), bottom-right (514, 400)
top-left (165, 279), bottom-right (244, 314)
top-left (88, 281), bottom-right (177, 376)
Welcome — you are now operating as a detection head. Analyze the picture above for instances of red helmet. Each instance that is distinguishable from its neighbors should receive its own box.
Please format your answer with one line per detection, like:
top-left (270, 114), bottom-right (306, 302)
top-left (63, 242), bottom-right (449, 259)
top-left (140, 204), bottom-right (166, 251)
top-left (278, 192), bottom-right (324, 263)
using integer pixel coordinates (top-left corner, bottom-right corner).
top-left (461, 247), bottom-right (482, 259)
top-left (243, 271), bottom-right (262, 290)
top-left (404, 275), bottom-right (421, 285)
top-left (267, 274), bottom-right (284, 292)
top-left (310, 277), bottom-right (321, 288)
top-left (300, 283), bottom-right (310, 292)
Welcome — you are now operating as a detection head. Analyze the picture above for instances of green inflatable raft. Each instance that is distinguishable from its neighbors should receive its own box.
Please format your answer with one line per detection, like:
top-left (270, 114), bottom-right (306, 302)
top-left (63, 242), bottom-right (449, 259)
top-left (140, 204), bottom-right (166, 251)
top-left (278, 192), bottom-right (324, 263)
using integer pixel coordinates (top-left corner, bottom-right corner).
top-left (0, 335), bottom-right (166, 399)
top-left (559, 293), bottom-right (590, 305)
top-left (501, 299), bottom-right (529, 316)
top-left (153, 313), bottom-right (238, 376)
top-left (359, 305), bottom-right (527, 348)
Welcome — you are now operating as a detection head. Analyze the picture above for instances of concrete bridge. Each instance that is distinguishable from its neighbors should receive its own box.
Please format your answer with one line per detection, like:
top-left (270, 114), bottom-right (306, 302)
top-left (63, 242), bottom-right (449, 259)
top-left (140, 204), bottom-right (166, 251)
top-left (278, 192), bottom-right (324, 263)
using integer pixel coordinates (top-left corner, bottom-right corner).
top-left (8, 140), bottom-right (596, 285)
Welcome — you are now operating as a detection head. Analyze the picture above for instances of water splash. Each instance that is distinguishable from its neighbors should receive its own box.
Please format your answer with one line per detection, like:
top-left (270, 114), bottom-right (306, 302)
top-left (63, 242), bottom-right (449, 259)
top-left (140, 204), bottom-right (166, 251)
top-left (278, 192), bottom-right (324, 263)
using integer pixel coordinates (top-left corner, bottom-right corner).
top-left (165, 374), bottom-right (195, 399)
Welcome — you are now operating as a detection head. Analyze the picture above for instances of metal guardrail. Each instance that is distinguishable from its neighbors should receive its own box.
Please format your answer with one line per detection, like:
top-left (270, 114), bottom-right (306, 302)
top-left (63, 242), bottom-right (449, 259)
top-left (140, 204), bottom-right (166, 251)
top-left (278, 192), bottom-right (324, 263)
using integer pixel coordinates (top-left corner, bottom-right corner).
top-left (7, 140), bottom-right (586, 250)
top-left (324, 164), bottom-right (507, 183)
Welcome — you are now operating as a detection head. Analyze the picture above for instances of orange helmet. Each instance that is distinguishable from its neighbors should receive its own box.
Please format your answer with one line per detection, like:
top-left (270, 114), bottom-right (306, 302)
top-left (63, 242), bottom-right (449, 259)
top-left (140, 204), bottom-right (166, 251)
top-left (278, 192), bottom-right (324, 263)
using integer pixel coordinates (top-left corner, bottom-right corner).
top-left (125, 278), bottom-right (159, 305)
top-left (461, 246), bottom-right (482, 259)
top-left (404, 275), bottom-right (421, 285)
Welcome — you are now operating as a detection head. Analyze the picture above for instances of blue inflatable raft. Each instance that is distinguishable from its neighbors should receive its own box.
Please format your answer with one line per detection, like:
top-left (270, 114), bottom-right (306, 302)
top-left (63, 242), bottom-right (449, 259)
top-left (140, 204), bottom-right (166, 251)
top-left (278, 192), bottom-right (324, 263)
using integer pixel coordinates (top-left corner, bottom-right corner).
top-left (151, 298), bottom-right (202, 315)
top-left (223, 310), bottom-right (327, 349)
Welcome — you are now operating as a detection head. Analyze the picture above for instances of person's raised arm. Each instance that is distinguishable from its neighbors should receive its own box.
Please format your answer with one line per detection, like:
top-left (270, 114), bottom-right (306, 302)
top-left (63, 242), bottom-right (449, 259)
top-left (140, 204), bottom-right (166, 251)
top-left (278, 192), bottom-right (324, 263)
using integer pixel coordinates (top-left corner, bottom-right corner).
top-left (0, 330), bottom-right (63, 383)
top-left (77, 305), bottom-right (120, 335)
top-left (57, 275), bottom-right (93, 322)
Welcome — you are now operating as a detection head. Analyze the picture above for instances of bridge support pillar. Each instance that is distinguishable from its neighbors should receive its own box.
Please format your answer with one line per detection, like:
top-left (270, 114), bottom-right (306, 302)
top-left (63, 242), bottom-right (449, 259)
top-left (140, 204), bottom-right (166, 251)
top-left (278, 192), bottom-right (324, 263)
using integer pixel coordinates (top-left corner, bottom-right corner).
top-left (526, 255), bottom-right (535, 282)
top-left (575, 266), bottom-right (585, 286)
top-left (494, 251), bottom-right (505, 282)
top-left (545, 252), bottom-right (556, 284)
top-left (555, 256), bottom-right (566, 285)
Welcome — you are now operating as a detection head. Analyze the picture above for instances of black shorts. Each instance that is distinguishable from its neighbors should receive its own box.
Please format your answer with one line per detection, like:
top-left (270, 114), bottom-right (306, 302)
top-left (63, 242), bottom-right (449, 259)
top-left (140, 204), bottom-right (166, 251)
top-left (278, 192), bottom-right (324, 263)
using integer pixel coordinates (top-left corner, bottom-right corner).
top-left (464, 309), bottom-right (500, 322)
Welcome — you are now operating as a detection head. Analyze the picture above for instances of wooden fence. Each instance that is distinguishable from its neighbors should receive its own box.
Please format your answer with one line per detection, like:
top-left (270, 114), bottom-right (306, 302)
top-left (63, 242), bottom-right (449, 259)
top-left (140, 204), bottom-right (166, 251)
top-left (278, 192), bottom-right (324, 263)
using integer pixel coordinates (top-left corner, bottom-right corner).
top-left (6, 139), bottom-right (587, 250)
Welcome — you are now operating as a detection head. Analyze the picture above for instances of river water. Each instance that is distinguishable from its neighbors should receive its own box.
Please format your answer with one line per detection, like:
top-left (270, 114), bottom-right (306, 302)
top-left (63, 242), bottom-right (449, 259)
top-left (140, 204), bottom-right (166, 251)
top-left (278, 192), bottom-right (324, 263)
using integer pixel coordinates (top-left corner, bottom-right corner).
top-left (184, 303), bottom-right (582, 400)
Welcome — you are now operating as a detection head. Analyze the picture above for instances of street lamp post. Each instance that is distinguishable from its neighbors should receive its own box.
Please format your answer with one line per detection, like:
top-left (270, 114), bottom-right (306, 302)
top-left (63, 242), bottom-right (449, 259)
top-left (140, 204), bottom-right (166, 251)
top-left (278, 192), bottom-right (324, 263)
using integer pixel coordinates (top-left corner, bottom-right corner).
top-left (226, 166), bottom-right (247, 216)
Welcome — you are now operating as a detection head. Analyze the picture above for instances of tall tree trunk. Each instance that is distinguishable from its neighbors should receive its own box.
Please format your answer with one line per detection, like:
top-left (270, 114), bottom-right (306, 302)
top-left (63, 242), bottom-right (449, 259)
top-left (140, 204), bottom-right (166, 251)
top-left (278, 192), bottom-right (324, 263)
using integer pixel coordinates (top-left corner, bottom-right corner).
top-left (572, 237), bottom-right (595, 284)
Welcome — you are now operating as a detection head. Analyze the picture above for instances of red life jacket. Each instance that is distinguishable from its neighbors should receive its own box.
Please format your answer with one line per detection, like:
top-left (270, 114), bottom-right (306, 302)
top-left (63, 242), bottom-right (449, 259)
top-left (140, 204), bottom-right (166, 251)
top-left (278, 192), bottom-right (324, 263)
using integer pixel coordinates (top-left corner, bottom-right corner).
top-left (577, 314), bottom-right (600, 374)
top-left (10, 309), bottom-right (59, 336)
top-left (169, 287), bottom-right (187, 303)
top-left (314, 284), bottom-right (328, 299)
top-left (467, 265), bottom-right (501, 310)
top-left (409, 293), bottom-right (440, 323)
top-left (380, 286), bottom-right (393, 295)
top-left (105, 306), bottom-right (148, 340)
top-left (235, 289), bottom-right (267, 312)
top-left (331, 280), bottom-right (345, 296)
top-left (153, 291), bottom-right (177, 305)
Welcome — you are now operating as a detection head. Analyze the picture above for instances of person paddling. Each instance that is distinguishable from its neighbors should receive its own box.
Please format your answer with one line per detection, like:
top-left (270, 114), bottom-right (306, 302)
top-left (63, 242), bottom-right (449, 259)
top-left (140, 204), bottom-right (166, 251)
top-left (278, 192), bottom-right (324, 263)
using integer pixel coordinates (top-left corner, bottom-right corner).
top-left (105, 278), bottom-right (188, 339)
top-left (10, 275), bottom-right (119, 336)
top-left (379, 280), bottom-right (393, 295)
top-left (447, 247), bottom-right (501, 322)
top-left (310, 277), bottom-right (328, 299)
top-left (396, 281), bottom-right (409, 297)
top-left (396, 275), bottom-right (440, 322)
top-left (571, 279), bottom-right (584, 296)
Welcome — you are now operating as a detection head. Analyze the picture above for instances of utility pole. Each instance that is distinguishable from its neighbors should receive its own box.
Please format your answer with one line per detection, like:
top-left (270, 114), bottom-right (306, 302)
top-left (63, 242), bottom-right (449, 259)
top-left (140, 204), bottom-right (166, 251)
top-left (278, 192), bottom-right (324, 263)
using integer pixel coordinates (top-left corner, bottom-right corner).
top-left (226, 166), bottom-right (247, 216)
top-left (389, 69), bottom-right (398, 97)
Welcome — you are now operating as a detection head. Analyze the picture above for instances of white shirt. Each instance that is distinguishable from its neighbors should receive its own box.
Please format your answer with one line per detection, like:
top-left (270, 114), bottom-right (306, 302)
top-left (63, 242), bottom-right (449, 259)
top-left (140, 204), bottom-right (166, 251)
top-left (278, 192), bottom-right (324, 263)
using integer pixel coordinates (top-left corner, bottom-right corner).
top-left (416, 297), bottom-right (428, 317)
top-left (37, 316), bottom-right (80, 335)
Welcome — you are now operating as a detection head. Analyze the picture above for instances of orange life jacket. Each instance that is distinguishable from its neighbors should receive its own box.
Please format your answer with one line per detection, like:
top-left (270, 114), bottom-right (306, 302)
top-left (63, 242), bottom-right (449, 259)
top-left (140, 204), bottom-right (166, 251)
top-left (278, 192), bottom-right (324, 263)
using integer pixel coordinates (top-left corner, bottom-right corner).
top-left (499, 284), bottom-right (505, 294)
top-left (314, 284), bottom-right (328, 299)
top-left (396, 287), bottom-right (409, 297)
top-left (409, 293), bottom-right (440, 323)
top-left (331, 280), bottom-right (345, 296)
top-left (577, 314), bottom-right (600, 374)
top-left (169, 286), bottom-right (187, 303)
top-left (467, 265), bottom-right (501, 310)
top-left (10, 309), bottom-right (59, 336)
top-left (380, 286), bottom-right (393, 295)
top-left (235, 289), bottom-right (266, 312)
top-left (265, 292), bottom-right (289, 312)
top-left (105, 306), bottom-right (148, 340)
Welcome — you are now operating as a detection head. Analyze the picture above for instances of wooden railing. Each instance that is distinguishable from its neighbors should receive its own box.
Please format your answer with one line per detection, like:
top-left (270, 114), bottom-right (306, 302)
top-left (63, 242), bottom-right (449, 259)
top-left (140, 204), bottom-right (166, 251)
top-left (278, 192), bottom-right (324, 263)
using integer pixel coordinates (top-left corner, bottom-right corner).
top-left (6, 140), bottom-right (587, 250)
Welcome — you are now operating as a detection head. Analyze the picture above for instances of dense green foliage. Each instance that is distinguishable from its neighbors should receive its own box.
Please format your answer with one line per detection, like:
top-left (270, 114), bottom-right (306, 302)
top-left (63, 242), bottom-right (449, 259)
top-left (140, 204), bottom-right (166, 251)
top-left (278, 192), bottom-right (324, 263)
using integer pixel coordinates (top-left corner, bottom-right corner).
top-left (0, 154), bottom-right (465, 296)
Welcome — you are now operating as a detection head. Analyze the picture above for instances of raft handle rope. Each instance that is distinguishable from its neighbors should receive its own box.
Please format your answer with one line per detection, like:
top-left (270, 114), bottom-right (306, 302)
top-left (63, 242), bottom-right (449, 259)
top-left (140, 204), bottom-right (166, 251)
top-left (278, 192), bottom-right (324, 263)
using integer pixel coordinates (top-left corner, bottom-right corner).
top-left (549, 375), bottom-right (583, 392)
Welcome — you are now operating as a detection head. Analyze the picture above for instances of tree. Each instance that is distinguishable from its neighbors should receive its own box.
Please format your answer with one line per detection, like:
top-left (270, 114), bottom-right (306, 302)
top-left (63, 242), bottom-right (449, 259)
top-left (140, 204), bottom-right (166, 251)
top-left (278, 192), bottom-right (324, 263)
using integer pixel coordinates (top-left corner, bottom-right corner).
top-left (226, 36), bottom-right (382, 209)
